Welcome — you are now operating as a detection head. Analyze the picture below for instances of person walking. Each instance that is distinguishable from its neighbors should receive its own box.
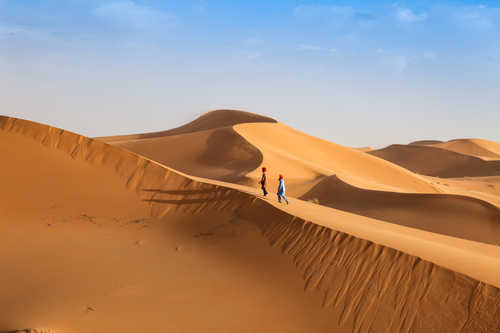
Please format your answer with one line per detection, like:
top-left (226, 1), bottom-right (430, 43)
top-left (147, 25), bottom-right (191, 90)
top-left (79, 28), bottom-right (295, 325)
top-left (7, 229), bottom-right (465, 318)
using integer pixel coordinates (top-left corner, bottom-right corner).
top-left (277, 174), bottom-right (289, 204)
top-left (259, 167), bottom-right (268, 196)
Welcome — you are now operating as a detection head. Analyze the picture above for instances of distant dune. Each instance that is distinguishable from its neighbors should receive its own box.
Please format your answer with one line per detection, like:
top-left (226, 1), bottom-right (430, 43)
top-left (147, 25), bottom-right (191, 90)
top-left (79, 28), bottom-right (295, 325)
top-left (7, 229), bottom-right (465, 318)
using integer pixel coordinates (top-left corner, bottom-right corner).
top-left (352, 146), bottom-right (372, 152)
top-left (409, 140), bottom-right (443, 146)
top-left (98, 109), bottom-right (276, 142)
top-left (433, 138), bottom-right (500, 160)
top-left (300, 175), bottom-right (500, 244)
top-left (100, 111), bottom-right (437, 194)
top-left (369, 144), bottom-right (500, 178)
top-left (103, 126), bottom-right (263, 183)
top-left (2, 114), bottom-right (500, 333)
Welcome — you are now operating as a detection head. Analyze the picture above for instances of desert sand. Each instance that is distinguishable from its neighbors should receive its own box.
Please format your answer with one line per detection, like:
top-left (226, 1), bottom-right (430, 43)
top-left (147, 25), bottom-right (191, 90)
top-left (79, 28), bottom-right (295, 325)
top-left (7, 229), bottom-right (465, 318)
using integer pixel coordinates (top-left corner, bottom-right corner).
top-left (369, 144), bottom-right (500, 178)
top-left (1, 110), bottom-right (499, 333)
top-left (433, 139), bottom-right (500, 160)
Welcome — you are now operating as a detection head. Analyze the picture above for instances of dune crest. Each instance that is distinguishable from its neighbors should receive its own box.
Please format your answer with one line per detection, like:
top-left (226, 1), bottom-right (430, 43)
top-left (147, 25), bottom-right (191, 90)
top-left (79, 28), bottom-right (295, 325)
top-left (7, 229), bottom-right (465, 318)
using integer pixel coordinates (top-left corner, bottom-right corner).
top-left (2, 115), bottom-right (500, 332)
top-left (233, 122), bottom-right (437, 193)
top-left (409, 140), bottom-right (444, 146)
top-left (434, 138), bottom-right (500, 160)
top-left (300, 175), bottom-right (500, 244)
top-left (369, 144), bottom-right (500, 178)
top-left (98, 109), bottom-right (277, 143)
top-left (102, 126), bottom-right (263, 183)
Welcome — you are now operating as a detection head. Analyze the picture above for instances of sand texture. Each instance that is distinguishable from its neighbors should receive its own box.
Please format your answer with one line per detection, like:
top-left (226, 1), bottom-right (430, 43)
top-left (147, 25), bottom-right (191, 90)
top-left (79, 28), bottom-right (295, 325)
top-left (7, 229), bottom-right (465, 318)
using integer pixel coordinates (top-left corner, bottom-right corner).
top-left (369, 144), bottom-right (500, 178)
top-left (2, 112), bottom-right (500, 332)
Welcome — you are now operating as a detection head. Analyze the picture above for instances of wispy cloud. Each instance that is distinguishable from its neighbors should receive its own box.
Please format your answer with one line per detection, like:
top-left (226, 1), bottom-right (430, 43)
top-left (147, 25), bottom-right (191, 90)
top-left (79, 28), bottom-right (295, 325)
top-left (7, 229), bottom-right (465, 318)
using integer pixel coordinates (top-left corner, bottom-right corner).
top-left (92, 1), bottom-right (176, 30)
top-left (453, 5), bottom-right (499, 30)
top-left (377, 49), bottom-right (437, 74)
top-left (298, 44), bottom-right (322, 51)
top-left (242, 38), bottom-right (264, 47)
top-left (297, 44), bottom-right (338, 56)
top-left (0, 24), bottom-right (52, 41)
top-left (293, 4), bottom-right (375, 26)
top-left (396, 7), bottom-right (428, 23)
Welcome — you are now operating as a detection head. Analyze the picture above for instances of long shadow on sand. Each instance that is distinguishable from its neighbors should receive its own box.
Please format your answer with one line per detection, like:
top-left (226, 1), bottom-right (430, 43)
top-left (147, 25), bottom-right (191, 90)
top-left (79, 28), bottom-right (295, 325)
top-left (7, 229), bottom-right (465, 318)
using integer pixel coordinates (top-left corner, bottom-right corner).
top-left (141, 188), bottom-right (235, 206)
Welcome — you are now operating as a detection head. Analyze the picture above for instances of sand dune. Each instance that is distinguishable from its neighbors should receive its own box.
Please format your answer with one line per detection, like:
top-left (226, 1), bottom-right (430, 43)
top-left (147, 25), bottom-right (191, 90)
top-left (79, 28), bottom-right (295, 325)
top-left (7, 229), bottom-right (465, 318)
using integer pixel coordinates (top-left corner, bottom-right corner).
top-left (98, 109), bottom-right (276, 143)
top-left (352, 146), bottom-right (372, 152)
top-left (425, 176), bottom-right (500, 207)
top-left (100, 110), bottom-right (437, 194)
top-left (2, 115), bottom-right (500, 332)
top-left (433, 138), bottom-right (500, 160)
top-left (103, 126), bottom-right (263, 183)
top-left (409, 140), bottom-right (443, 146)
top-left (98, 110), bottom-right (500, 236)
top-left (409, 138), bottom-right (500, 160)
top-left (234, 122), bottom-right (438, 194)
top-left (300, 175), bottom-right (500, 244)
top-left (369, 144), bottom-right (500, 178)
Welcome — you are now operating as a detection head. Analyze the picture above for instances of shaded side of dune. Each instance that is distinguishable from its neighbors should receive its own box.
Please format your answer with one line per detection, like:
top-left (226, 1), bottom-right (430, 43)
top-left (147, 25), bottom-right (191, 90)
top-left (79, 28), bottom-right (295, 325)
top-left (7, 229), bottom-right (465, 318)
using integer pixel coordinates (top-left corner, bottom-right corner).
top-left (97, 109), bottom-right (277, 142)
top-left (300, 175), bottom-right (500, 245)
top-left (1, 116), bottom-right (500, 333)
top-left (369, 144), bottom-right (500, 177)
top-left (110, 126), bottom-right (263, 183)
top-left (409, 140), bottom-right (443, 146)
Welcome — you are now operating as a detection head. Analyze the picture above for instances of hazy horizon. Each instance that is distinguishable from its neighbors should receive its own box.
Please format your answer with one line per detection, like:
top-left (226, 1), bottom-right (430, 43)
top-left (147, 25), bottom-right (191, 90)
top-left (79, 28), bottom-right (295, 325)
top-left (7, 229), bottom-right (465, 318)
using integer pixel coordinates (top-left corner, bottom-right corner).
top-left (1, 0), bottom-right (499, 148)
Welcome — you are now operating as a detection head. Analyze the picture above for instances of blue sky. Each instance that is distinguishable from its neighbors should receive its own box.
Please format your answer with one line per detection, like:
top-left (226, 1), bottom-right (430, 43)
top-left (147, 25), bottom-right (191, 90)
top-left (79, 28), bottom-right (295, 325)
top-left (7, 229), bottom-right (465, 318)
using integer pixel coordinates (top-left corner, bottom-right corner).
top-left (0, 0), bottom-right (499, 147)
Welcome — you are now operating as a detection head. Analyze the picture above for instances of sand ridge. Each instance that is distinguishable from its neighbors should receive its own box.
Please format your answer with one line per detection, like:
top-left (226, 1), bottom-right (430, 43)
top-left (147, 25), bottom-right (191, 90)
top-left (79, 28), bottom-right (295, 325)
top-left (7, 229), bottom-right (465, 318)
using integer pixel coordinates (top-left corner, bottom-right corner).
top-left (369, 144), bottom-right (500, 178)
top-left (97, 109), bottom-right (276, 143)
top-left (1, 115), bottom-right (500, 332)
top-left (233, 122), bottom-right (438, 193)
top-left (102, 126), bottom-right (263, 183)
top-left (433, 138), bottom-right (500, 160)
top-left (300, 175), bottom-right (500, 244)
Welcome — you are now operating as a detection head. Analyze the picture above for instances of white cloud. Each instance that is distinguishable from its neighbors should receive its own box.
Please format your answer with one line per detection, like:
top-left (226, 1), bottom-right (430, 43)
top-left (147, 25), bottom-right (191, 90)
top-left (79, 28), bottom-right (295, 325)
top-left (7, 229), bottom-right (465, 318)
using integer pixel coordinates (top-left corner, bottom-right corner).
top-left (377, 49), bottom-right (437, 74)
top-left (298, 44), bottom-right (322, 51)
top-left (454, 5), bottom-right (499, 30)
top-left (293, 4), bottom-right (375, 26)
top-left (297, 44), bottom-right (339, 55)
top-left (397, 8), bottom-right (428, 22)
top-left (92, 1), bottom-right (176, 30)
top-left (242, 38), bottom-right (264, 47)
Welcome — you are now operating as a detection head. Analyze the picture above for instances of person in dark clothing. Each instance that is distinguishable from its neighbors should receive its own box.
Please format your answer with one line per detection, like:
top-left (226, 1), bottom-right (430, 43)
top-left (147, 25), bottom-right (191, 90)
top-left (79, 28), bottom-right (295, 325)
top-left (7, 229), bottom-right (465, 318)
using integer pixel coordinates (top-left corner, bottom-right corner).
top-left (259, 167), bottom-right (268, 196)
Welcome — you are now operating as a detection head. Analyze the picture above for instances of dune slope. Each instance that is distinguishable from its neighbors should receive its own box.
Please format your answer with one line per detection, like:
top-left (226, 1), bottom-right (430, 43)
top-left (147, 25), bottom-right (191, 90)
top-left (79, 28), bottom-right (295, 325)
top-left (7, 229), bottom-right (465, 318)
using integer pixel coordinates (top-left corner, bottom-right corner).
top-left (1, 116), bottom-right (500, 333)
top-left (434, 138), bottom-right (500, 160)
top-left (98, 109), bottom-right (276, 143)
top-left (100, 111), bottom-right (437, 194)
top-left (369, 144), bottom-right (500, 178)
top-left (234, 122), bottom-right (437, 194)
top-left (300, 175), bottom-right (500, 244)
top-left (98, 112), bottom-right (500, 243)
top-left (409, 140), bottom-right (443, 146)
top-left (106, 126), bottom-right (263, 183)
